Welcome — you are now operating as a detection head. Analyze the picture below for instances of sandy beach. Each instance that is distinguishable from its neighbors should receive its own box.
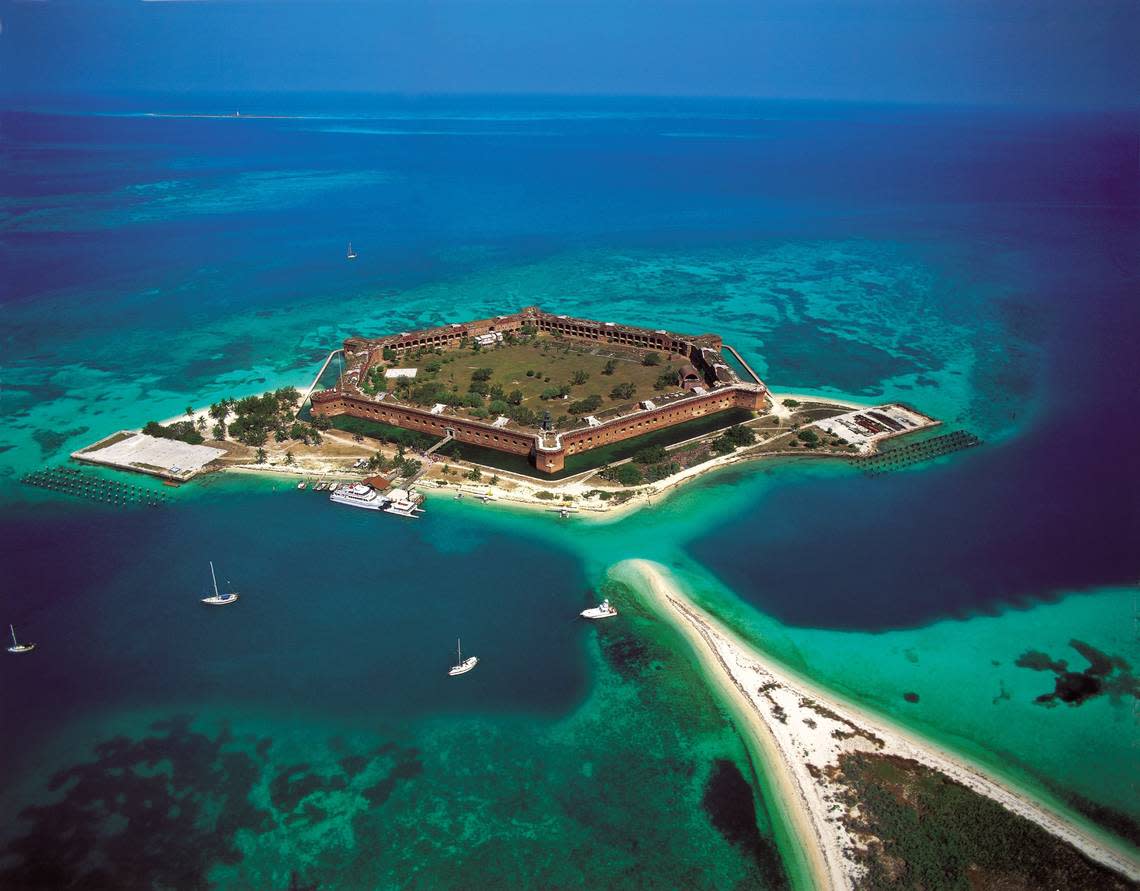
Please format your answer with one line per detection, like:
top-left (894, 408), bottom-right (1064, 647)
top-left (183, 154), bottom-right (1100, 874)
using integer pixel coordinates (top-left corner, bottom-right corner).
top-left (616, 559), bottom-right (1140, 890)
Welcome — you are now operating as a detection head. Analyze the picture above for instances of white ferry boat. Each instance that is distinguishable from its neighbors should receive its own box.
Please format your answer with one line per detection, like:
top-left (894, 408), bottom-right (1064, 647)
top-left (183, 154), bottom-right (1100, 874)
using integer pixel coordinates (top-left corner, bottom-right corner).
top-left (383, 488), bottom-right (425, 518)
top-left (328, 483), bottom-right (387, 511)
top-left (580, 599), bottom-right (618, 620)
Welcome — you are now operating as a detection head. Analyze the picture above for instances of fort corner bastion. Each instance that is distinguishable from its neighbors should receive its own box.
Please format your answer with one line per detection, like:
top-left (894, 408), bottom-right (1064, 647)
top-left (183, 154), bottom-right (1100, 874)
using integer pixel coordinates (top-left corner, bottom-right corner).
top-left (310, 306), bottom-right (769, 473)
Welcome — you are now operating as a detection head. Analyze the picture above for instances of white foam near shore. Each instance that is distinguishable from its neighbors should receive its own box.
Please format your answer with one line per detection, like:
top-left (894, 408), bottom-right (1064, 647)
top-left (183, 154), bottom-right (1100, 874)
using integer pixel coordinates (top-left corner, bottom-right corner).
top-left (75, 432), bottom-right (225, 480)
top-left (616, 559), bottom-right (1140, 891)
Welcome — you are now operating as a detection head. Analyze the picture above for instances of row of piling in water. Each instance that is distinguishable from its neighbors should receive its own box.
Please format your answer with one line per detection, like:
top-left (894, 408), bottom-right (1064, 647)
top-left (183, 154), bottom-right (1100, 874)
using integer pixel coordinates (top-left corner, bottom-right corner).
top-left (21, 466), bottom-right (169, 506)
top-left (855, 430), bottom-right (982, 476)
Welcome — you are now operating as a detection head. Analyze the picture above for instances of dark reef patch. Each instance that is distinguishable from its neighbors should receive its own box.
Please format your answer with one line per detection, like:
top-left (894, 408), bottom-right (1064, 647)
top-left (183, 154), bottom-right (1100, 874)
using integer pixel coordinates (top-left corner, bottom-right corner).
top-left (903, 692), bottom-right (919, 703)
top-left (269, 762), bottom-right (348, 814)
top-left (361, 750), bottom-right (424, 806)
top-left (32, 426), bottom-right (89, 457)
top-left (701, 759), bottom-right (788, 888)
top-left (598, 630), bottom-right (652, 680)
top-left (702, 759), bottom-right (761, 848)
top-left (0, 715), bottom-right (272, 890)
top-left (762, 319), bottom-right (919, 392)
top-left (1015, 640), bottom-right (1138, 707)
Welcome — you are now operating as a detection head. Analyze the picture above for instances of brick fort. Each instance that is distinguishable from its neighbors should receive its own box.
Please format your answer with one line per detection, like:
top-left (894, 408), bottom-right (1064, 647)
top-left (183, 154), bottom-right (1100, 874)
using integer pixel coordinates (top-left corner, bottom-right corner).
top-left (311, 306), bottom-right (769, 473)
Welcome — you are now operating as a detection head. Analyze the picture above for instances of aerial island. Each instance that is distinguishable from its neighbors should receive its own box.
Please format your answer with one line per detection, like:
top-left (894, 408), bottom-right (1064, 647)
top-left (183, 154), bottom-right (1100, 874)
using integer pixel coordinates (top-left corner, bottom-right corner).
top-left (44, 307), bottom-right (1140, 887)
top-left (72, 306), bottom-right (940, 512)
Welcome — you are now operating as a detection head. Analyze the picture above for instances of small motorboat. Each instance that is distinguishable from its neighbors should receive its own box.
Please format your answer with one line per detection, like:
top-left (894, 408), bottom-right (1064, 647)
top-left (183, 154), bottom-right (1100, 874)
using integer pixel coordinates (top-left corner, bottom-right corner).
top-left (580, 599), bottom-right (618, 620)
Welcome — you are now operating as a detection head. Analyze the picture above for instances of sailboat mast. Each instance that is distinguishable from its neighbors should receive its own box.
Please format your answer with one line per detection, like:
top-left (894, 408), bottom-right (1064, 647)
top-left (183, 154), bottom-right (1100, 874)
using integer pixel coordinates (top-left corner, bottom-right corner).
top-left (457, 637), bottom-right (461, 661)
top-left (210, 561), bottom-right (220, 598)
top-left (9, 625), bottom-right (16, 647)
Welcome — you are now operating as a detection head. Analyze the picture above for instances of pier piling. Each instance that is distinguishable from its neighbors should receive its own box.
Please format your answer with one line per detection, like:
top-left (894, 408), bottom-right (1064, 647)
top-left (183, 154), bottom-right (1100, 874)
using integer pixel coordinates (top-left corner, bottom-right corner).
top-left (854, 430), bottom-right (982, 476)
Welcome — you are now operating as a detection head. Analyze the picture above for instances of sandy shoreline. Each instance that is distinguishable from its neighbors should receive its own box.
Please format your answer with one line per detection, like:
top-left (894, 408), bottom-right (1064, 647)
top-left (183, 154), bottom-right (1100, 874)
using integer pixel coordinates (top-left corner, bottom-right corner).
top-left (617, 559), bottom-right (1140, 890)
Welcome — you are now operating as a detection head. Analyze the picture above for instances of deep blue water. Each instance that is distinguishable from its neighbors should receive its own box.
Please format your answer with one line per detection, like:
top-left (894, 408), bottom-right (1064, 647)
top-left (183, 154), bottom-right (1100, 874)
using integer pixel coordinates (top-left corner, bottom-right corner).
top-left (691, 254), bottom-right (1140, 629)
top-left (0, 482), bottom-right (592, 767)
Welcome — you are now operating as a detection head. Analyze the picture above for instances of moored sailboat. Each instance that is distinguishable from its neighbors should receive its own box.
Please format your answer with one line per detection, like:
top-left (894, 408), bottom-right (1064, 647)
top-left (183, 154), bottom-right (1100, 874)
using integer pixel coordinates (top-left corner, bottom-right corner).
top-left (201, 561), bottom-right (239, 606)
top-left (448, 638), bottom-right (478, 676)
top-left (7, 624), bottom-right (35, 654)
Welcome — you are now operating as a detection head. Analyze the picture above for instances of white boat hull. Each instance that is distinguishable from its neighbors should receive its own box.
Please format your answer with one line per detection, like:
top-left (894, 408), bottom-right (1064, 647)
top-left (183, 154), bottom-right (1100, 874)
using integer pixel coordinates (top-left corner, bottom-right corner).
top-left (580, 602), bottom-right (618, 620)
top-left (329, 485), bottom-right (388, 511)
top-left (7, 644), bottom-right (35, 654)
top-left (201, 594), bottom-right (239, 606)
top-left (383, 505), bottom-right (423, 517)
top-left (448, 656), bottom-right (479, 676)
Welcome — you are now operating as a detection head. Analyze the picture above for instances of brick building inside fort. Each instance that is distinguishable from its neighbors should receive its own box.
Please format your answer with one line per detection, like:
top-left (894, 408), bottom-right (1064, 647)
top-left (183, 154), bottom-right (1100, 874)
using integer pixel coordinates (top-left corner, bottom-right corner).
top-left (311, 306), bottom-right (768, 473)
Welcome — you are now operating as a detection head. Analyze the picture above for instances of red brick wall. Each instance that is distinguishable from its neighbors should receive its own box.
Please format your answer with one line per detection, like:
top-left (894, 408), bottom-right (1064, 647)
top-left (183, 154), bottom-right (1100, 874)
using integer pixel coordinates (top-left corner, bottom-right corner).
top-left (314, 384), bottom-right (766, 473)
top-left (558, 388), bottom-right (763, 457)
top-left (312, 394), bottom-right (536, 456)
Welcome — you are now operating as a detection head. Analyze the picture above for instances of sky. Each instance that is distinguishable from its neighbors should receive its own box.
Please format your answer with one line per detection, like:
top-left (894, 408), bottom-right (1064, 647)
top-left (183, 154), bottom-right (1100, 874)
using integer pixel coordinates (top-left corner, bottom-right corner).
top-left (0, 0), bottom-right (1137, 106)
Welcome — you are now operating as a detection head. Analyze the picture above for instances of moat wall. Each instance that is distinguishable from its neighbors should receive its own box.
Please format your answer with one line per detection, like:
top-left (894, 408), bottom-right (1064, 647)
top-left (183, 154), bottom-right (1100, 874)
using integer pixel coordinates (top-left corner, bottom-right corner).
top-left (312, 386), bottom-right (766, 473)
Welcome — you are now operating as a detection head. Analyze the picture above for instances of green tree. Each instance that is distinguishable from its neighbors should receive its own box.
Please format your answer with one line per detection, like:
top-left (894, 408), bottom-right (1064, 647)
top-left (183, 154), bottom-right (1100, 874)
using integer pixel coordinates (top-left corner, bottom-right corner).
top-left (571, 370), bottom-right (589, 385)
top-left (632, 445), bottom-right (668, 464)
top-left (609, 382), bottom-right (636, 401)
top-left (568, 394), bottom-right (603, 414)
top-left (507, 389), bottom-right (523, 405)
top-left (602, 359), bottom-right (617, 375)
top-left (725, 425), bottom-right (758, 446)
top-left (615, 464), bottom-right (643, 485)
top-left (642, 352), bottom-right (662, 366)
top-left (256, 448), bottom-right (267, 464)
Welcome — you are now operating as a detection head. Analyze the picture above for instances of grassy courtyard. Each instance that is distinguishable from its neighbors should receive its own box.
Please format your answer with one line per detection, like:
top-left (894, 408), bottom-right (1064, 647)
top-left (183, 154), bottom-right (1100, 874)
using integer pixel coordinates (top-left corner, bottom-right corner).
top-left (363, 335), bottom-right (693, 431)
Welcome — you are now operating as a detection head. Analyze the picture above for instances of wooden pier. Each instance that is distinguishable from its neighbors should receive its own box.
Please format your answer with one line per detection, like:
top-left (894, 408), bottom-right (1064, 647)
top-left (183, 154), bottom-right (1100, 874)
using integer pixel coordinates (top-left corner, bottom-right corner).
top-left (854, 430), bottom-right (982, 476)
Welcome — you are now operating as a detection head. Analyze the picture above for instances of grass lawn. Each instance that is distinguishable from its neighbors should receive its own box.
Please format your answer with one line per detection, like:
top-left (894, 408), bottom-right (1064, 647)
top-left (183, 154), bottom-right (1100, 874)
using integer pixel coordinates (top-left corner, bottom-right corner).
top-left (376, 336), bottom-right (692, 429)
top-left (435, 339), bottom-right (681, 401)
